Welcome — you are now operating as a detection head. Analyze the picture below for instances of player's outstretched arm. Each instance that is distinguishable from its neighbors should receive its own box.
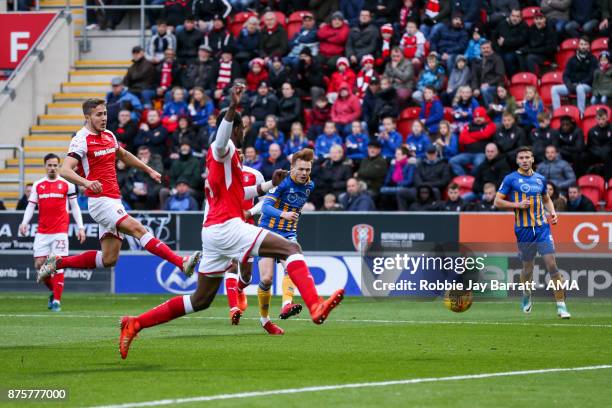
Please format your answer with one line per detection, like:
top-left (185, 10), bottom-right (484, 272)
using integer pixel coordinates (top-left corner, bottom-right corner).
top-left (213, 83), bottom-right (245, 159)
top-left (117, 147), bottom-right (161, 183)
top-left (60, 156), bottom-right (103, 194)
top-left (244, 169), bottom-right (288, 200)
top-left (542, 193), bottom-right (558, 224)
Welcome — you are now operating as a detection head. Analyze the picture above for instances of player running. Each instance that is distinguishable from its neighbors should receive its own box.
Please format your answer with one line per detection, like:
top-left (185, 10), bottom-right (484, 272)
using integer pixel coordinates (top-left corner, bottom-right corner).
top-left (494, 146), bottom-right (570, 319)
top-left (249, 148), bottom-right (315, 335)
top-left (37, 99), bottom-right (201, 282)
top-left (19, 153), bottom-right (86, 312)
top-left (118, 84), bottom-right (345, 359)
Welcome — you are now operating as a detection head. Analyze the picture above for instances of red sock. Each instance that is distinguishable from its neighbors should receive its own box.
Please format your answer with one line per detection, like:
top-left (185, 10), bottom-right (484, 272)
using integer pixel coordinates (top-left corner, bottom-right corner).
top-left (43, 276), bottom-right (54, 291)
top-left (53, 272), bottom-right (65, 302)
top-left (136, 296), bottom-right (187, 329)
top-left (57, 250), bottom-right (98, 269)
top-left (226, 276), bottom-right (239, 309)
top-left (286, 256), bottom-right (320, 312)
top-left (144, 238), bottom-right (184, 270)
top-left (237, 277), bottom-right (249, 292)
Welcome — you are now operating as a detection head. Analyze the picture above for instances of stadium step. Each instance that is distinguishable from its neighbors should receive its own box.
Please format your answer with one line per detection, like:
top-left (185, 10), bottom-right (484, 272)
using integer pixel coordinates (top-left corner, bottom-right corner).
top-left (38, 114), bottom-right (84, 126)
top-left (62, 82), bottom-right (109, 93)
top-left (24, 136), bottom-right (72, 148)
top-left (47, 103), bottom-right (83, 116)
top-left (53, 92), bottom-right (105, 102)
top-left (69, 69), bottom-right (126, 83)
top-left (0, 169), bottom-right (46, 182)
top-left (0, 184), bottom-right (21, 193)
top-left (75, 60), bottom-right (131, 69)
top-left (5, 158), bottom-right (49, 168)
top-left (31, 125), bottom-right (80, 134)
top-left (40, 0), bottom-right (84, 6)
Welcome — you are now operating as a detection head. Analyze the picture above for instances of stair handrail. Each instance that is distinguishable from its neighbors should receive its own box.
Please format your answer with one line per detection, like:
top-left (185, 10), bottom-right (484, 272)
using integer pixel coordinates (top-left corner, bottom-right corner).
top-left (0, 145), bottom-right (25, 197)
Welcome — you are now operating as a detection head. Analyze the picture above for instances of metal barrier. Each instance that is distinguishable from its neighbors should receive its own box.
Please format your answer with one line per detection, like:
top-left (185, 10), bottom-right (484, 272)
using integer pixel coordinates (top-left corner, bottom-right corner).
top-left (0, 145), bottom-right (25, 197)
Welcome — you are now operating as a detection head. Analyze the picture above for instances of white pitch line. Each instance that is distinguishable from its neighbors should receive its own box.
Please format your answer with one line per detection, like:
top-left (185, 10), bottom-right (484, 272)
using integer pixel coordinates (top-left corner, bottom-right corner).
top-left (1, 313), bottom-right (612, 328)
top-left (90, 365), bottom-right (612, 408)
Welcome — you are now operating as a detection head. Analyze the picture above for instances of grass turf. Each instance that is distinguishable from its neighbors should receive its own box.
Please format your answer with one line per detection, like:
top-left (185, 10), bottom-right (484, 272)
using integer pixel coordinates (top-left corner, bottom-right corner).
top-left (1, 294), bottom-right (612, 407)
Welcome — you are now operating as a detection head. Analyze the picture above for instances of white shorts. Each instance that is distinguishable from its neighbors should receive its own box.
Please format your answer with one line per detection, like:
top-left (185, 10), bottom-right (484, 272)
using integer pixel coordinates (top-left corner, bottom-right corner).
top-left (33, 233), bottom-right (69, 258)
top-left (88, 197), bottom-right (129, 240)
top-left (198, 218), bottom-right (269, 277)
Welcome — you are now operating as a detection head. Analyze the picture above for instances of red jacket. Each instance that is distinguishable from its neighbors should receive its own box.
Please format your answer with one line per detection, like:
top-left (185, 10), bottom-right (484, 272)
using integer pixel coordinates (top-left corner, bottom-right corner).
top-left (459, 112), bottom-right (497, 153)
top-left (327, 68), bottom-right (356, 94)
top-left (317, 22), bottom-right (350, 58)
top-left (246, 69), bottom-right (269, 92)
top-left (331, 83), bottom-right (362, 125)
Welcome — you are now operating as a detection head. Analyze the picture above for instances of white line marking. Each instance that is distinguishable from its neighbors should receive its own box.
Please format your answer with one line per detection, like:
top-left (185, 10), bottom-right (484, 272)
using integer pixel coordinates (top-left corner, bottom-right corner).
top-left (90, 365), bottom-right (612, 408)
top-left (1, 313), bottom-right (612, 328)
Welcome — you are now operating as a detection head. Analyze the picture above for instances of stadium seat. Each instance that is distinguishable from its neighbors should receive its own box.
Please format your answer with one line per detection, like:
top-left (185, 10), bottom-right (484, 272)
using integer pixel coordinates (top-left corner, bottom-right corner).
top-left (606, 180), bottom-right (612, 211)
top-left (229, 11), bottom-right (257, 37)
top-left (591, 37), bottom-right (609, 58)
top-left (509, 72), bottom-right (538, 100)
top-left (551, 105), bottom-right (581, 129)
top-left (581, 117), bottom-right (597, 142)
top-left (397, 107), bottom-right (421, 139)
top-left (584, 104), bottom-right (612, 119)
top-left (539, 71), bottom-right (563, 106)
top-left (287, 11), bottom-right (310, 39)
top-left (577, 174), bottom-right (605, 206)
top-left (444, 107), bottom-right (454, 123)
top-left (556, 38), bottom-right (580, 71)
top-left (521, 7), bottom-right (540, 26)
top-left (303, 108), bottom-right (313, 132)
top-left (452, 175), bottom-right (475, 195)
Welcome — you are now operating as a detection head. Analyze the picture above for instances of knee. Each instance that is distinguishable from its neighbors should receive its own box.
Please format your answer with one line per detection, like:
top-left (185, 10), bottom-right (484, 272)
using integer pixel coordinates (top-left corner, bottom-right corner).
top-left (285, 241), bottom-right (302, 257)
top-left (103, 252), bottom-right (119, 267)
top-left (34, 259), bottom-right (45, 270)
top-left (191, 294), bottom-right (213, 312)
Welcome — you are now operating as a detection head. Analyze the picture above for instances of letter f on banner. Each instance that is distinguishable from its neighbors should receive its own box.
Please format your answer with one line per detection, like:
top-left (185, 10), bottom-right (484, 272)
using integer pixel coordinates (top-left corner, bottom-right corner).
top-left (11, 32), bottom-right (30, 62)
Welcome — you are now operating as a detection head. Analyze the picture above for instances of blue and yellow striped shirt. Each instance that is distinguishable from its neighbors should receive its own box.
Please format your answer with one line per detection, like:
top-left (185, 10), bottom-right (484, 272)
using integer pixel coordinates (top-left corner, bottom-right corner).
top-left (258, 176), bottom-right (314, 236)
top-left (498, 170), bottom-right (548, 228)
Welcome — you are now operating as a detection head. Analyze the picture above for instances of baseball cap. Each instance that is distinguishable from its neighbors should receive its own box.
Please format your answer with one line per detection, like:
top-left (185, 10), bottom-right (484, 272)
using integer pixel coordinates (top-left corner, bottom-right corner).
top-left (426, 145), bottom-right (437, 154)
top-left (111, 77), bottom-right (123, 86)
top-left (331, 11), bottom-right (344, 20)
top-left (131, 45), bottom-right (143, 53)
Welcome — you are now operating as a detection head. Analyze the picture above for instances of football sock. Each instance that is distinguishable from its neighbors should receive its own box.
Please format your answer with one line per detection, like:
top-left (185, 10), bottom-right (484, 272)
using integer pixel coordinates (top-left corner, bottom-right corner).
top-left (285, 254), bottom-right (319, 313)
top-left (42, 275), bottom-right (54, 291)
top-left (225, 274), bottom-right (239, 310)
top-left (237, 274), bottom-right (251, 292)
top-left (140, 232), bottom-right (184, 270)
top-left (282, 273), bottom-right (296, 307)
top-left (258, 281), bottom-right (271, 324)
top-left (57, 250), bottom-right (101, 269)
top-left (136, 295), bottom-right (193, 329)
top-left (53, 272), bottom-right (65, 302)
top-left (550, 274), bottom-right (566, 303)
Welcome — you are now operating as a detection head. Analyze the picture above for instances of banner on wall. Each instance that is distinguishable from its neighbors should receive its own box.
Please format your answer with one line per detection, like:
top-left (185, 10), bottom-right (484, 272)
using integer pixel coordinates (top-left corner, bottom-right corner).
top-left (0, 12), bottom-right (56, 70)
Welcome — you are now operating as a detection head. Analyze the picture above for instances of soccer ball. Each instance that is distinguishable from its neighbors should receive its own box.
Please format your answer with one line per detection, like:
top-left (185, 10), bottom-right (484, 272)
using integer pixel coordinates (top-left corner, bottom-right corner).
top-left (443, 289), bottom-right (474, 313)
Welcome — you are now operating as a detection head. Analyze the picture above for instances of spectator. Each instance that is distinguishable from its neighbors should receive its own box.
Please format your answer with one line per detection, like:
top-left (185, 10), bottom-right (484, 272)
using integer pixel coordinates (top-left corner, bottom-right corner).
top-left (234, 16), bottom-right (262, 72)
top-left (203, 15), bottom-right (234, 59)
top-left (346, 9), bottom-right (380, 66)
top-left (284, 122), bottom-right (310, 157)
top-left (493, 111), bottom-right (525, 164)
top-left (162, 87), bottom-right (189, 132)
top-left (452, 85), bottom-right (480, 131)
top-left (16, 183), bottom-right (33, 211)
top-left (327, 57), bottom-right (357, 102)
top-left (192, 0), bottom-right (232, 31)
top-left (164, 178), bottom-right (199, 211)
top-left (380, 146), bottom-right (415, 199)
top-left (127, 146), bottom-right (164, 209)
top-left (376, 24), bottom-right (397, 67)
top-left (345, 121), bottom-right (369, 162)
top-left (468, 142), bottom-right (511, 201)
top-left (406, 120), bottom-right (432, 159)
top-left (551, 37), bottom-right (598, 116)
top-left (356, 55), bottom-right (377, 100)
top-left (413, 53), bottom-right (446, 103)
top-left (432, 120), bottom-right (459, 159)
top-left (471, 40), bottom-right (506, 106)
top-left (430, 12), bottom-right (469, 71)
top-left (268, 57), bottom-right (290, 93)
top-left (558, 116), bottom-right (586, 173)
top-left (364, 0), bottom-right (402, 26)
top-left (175, 17), bottom-right (203, 65)
top-left (376, 117), bottom-right (403, 159)
top-left (399, 0), bottom-right (420, 32)
top-left (400, 20), bottom-right (427, 66)
top-left (106, 77), bottom-right (142, 129)
top-left (284, 11), bottom-right (319, 67)
top-left (384, 47), bottom-right (414, 100)
top-left (147, 21), bottom-right (176, 64)
top-left (181, 45), bottom-right (216, 90)
top-left (452, 0), bottom-right (481, 30)
top-left (419, 86), bottom-right (444, 134)
top-left (135, 110), bottom-right (169, 158)
top-left (162, 0), bottom-right (191, 29)
top-left (308, 96), bottom-right (331, 140)
top-left (530, 111), bottom-right (560, 163)
top-left (339, 0), bottom-right (364, 27)
top-left (255, 115), bottom-right (285, 159)
top-left (310, 0), bottom-right (340, 24)
top-left (188, 86), bottom-right (214, 128)
top-left (436, 182), bottom-right (466, 211)
top-left (536, 145), bottom-right (576, 192)
top-left (408, 185), bottom-right (437, 211)
top-left (312, 144), bottom-right (353, 207)
top-left (261, 143), bottom-right (290, 180)
top-left (315, 121), bottom-right (343, 159)
top-left (112, 109), bottom-right (138, 153)
top-left (331, 82), bottom-right (362, 136)
top-left (243, 146), bottom-right (263, 172)
top-left (197, 113), bottom-right (217, 153)
top-left (277, 82), bottom-right (302, 135)
top-left (247, 82), bottom-right (279, 131)
top-left (443, 54), bottom-right (471, 106)
top-left (340, 178), bottom-right (377, 211)
top-left (517, 11), bottom-right (557, 74)
top-left (317, 11), bottom-right (350, 69)
top-left (260, 11), bottom-right (289, 58)
top-left (565, 0), bottom-right (600, 38)
top-left (586, 108), bottom-right (612, 171)
top-left (156, 48), bottom-right (181, 92)
top-left (213, 49), bottom-right (240, 100)
top-left (168, 143), bottom-right (203, 192)
top-left (541, 0), bottom-right (571, 34)
top-left (450, 106), bottom-right (496, 176)
top-left (321, 193), bottom-right (343, 211)
top-left (546, 182), bottom-right (568, 212)
top-left (369, 76), bottom-right (400, 133)
top-left (488, 85), bottom-right (517, 124)
top-left (361, 76), bottom-right (381, 132)
top-left (170, 116), bottom-right (198, 154)
top-left (466, 181), bottom-right (498, 211)
top-left (245, 58), bottom-right (269, 94)
top-left (124, 46), bottom-right (156, 108)
top-left (420, 0), bottom-right (452, 40)
top-left (486, 0), bottom-right (519, 27)
top-left (464, 25), bottom-right (486, 64)
top-left (601, 0), bottom-right (612, 36)
top-left (567, 184), bottom-right (597, 211)
top-left (492, 8), bottom-right (528, 77)
top-left (516, 86), bottom-right (544, 131)
top-left (292, 47), bottom-right (326, 104)
top-left (356, 141), bottom-right (389, 195)
top-left (592, 52), bottom-right (611, 105)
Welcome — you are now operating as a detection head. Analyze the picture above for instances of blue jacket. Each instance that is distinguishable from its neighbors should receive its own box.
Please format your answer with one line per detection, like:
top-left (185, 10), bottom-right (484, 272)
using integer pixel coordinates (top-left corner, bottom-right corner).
top-left (340, 192), bottom-right (376, 211)
top-left (452, 0), bottom-right (481, 25)
top-left (419, 98), bottom-right (445, 133)
top-left (346, 133), bottom-right (369, 160)
top-left (284, 136), bottom-right (310, 156)
top-left (452, 97), bottom-right (480, 125)
top-left (416, 64), bottom-right (446, 91)
top-left (465, 38), bottom-right (486, 61)
top-left (383, 161), bottom-right (415, 188)
top-left (234, 29), bottom-right (261, 56)
top-left (288, 28), bottom-right (319, 58)
top-left (164, 193), bottom-right (198, 211)
top-left (378, 131), bottom-right (403, 159)
top-left (163, 100), bottom-right (188, 118)
top-left (441, 133), bottom-right (459, 158)
top-left (315, 133), bottom-right (343, 159)
top-left (106, 89), bottom-right (142, 121)
top-left (431, 24), bottom-right (469, 55)
top-left (189, 100), bottom-right (214, 127)
top-left (406, 133), bottom-right (432, 159)
top-left (520, 100), bottom-right (544, 129)
top-left (340, 0), bottom-right (364, 26)
top-left (569, 0), bottom-right (598, 25)
top-left (255, 132), bottom-right (286, 159)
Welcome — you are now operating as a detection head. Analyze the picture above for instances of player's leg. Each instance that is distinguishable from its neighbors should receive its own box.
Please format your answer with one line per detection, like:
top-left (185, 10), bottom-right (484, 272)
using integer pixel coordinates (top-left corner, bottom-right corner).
top-left (119, 273), bottom-right (224, 359)
top-left (48, 233), bottom-right (69, 312)
top-left (257, 257), bottom-right (284, 335)
top-left (516, 227), bottom-right (537, 314)
top-left (225, 262), bottom-right (242, 324)
top-left (257, 233), bottom-right (344, 324)
top-left (543, 254), bottom-right (570, 319)
top-left (34, 255), bottom-right (54, 308)
top-left (236, 261), bottom-right (251, 311)
top-left (520, 260), bottom-right (534, 314)
top-left (278, 259), bottom-right (302, 320)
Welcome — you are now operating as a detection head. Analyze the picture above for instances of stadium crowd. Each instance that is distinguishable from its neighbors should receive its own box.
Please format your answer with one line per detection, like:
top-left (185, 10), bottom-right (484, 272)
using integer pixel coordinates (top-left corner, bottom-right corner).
top-left (13, 0), bottom-right (612, 212)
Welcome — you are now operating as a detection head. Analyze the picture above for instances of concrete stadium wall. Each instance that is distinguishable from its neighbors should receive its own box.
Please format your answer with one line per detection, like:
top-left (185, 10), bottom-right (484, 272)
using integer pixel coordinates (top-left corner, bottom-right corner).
top-left (78, 30), bottom-right (145, 61)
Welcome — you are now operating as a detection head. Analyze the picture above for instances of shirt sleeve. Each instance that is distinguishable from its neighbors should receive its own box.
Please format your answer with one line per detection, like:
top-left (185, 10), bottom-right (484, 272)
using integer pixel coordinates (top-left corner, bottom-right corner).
top-left (497, 174), bottom-right (512, 197)
top-left (28, 182), bottom-right (38, 204)
top-left (68, 134), bottom-right (87, 160)
top-left (67, 182), bottom-right (77, 197)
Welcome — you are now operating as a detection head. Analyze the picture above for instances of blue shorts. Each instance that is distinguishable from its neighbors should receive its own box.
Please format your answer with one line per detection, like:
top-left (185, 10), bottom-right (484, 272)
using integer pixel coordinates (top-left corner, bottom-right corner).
top-left (515, 224), bottom-right (555, 262)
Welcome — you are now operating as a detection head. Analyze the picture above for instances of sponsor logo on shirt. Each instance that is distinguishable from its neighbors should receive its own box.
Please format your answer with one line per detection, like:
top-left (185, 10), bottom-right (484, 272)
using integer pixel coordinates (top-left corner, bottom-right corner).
top-left (93, 148), bottom-right (115, 157)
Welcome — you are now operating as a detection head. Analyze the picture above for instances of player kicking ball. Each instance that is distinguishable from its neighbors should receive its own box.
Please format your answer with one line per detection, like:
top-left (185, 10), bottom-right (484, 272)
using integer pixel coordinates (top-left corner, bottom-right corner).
top-left (494, 146), bottom-right (570, 319)
top-left (38, 99), bottom-right (201, 282)
top-left (118, 84), bottom-right (345, 359)
top-left (19, 153), bottom-right (86, 312)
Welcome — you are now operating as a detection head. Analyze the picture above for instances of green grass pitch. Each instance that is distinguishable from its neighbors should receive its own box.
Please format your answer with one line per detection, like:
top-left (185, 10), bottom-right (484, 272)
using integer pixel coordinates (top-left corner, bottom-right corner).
top-left (1, 294), bottom-right (612, 407)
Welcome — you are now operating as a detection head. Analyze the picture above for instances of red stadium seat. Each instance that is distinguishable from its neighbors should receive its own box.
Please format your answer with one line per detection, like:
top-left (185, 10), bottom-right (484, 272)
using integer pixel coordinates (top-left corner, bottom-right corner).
top-left (452, 175), bottom-right (475, 195)
top-left (584, 104), bottom-right (612, 120)
top-left (509, 72), bottom-right (538, 100)
top-left (539, 71), bottom-right (563, 106)
top-left (444, 107), bottom-right (454, 123)
top-left (578, 174), bottom-right (605, 206)
top-left (303, 108), bottom-right (313, 132)
top-left (581, 117), bottom-right (598, 142)
top-left (556, 38), bottom-right (580, 71)
top-left (228, 11), bottom-right (257, 37)
top-left (521, 7), bottom-right (540, 26)
top-left (551, 105), bottom-right (581, 129)
top-left (397, 107), bottom-right (421, 139)
top-left (591, 37), bottom-right (609, 58)
top-left (287, 11), bottom-right (310, 39)
top-left (606, 181), bottom-right (612, 211)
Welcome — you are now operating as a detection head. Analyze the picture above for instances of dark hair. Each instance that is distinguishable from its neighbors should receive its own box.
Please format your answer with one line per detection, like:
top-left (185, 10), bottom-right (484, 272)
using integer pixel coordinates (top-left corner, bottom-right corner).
top-left (545, 144), bottom-right (558, 152)
top-left (568, 183), bottom-right (579, 191)
top-left (44, 153), bottom-right (60, 164)
top-left (82, 98), bottom-right (106, 116)
top-left (580, 36), bottom-right (590, 44)
top-left (516, 146), bottom-right (534, 155)
top-left (596, 108), bottom-right (609, 118)
top-left (216, 108), bottom-right (243, 132)
top-left (448, 183), bottom-right (460, 190)
top-left (156, 19), bottom-right (167, 26)
top-left (398, 145), bottom-right (410, 156)
top-left (547, 181), bottom-right (560, 199)
top-left (292, 148), bottom-right (315, 164)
